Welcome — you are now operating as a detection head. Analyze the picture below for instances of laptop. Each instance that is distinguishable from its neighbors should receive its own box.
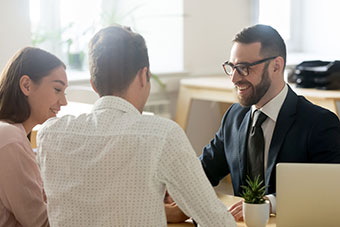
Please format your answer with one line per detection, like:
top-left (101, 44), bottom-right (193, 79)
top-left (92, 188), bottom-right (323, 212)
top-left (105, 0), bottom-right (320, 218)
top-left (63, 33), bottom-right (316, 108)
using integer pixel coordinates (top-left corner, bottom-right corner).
top-left (276, 163), bottom-right (340, 227)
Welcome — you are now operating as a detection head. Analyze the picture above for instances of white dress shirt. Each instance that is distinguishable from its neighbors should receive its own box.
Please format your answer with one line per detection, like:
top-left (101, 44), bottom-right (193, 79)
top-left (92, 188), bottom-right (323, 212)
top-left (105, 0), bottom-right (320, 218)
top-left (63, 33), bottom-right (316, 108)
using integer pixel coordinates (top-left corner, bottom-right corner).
top-left (250, 84), bottom-right (288, 213)
top-left (37, 96), bottom-right (235, 227)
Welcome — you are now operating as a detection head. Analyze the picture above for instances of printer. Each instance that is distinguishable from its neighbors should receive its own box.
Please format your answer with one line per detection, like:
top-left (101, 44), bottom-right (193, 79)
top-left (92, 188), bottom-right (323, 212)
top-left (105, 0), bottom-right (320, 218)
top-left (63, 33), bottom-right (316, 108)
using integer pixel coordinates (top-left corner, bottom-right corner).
top-left (292, 60), bottom-right (340, 90)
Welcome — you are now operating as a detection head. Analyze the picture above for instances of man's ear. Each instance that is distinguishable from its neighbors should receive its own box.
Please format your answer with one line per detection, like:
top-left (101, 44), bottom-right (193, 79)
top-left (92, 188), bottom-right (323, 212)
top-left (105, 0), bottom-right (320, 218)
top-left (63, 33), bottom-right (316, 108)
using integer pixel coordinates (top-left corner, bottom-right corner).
top-left (273, 56), bottom-right (284, 73)
top-left (138, 67), bottom-right (149, 87)
top-left (90, 79), bottom-right (98, 94)
top-left (19, 75), bottom-right (32, 96)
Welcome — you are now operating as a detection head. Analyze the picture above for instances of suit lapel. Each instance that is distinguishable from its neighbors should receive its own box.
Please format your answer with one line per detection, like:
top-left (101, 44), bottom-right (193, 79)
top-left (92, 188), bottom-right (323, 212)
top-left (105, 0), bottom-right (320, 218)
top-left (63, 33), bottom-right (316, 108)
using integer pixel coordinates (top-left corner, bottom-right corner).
top-left (238, 109), bottom-right (251, 187)
top-left (265, 86), bottom-right (298, 186)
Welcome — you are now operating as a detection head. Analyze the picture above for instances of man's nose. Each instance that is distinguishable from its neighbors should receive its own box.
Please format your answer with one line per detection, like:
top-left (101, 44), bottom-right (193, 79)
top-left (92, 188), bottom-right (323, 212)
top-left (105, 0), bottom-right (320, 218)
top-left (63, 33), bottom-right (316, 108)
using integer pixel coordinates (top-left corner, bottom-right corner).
top-left (231, 68), bottom-right (242, 84)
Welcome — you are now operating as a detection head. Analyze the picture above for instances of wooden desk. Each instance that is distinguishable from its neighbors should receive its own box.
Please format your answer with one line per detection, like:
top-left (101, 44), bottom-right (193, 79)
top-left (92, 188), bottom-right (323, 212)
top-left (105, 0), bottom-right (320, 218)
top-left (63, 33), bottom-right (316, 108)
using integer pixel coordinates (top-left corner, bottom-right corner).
top-left (175, 76), bottom-right (340, 130)
top-left (168, 193), bottom-right (276, 227)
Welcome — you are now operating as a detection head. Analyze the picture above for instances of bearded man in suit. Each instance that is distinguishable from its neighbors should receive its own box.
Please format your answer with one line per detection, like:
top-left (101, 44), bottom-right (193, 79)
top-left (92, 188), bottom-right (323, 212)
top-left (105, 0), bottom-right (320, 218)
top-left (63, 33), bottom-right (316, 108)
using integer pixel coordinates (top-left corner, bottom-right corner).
top-left (199, 24), bottom-right (340, 221)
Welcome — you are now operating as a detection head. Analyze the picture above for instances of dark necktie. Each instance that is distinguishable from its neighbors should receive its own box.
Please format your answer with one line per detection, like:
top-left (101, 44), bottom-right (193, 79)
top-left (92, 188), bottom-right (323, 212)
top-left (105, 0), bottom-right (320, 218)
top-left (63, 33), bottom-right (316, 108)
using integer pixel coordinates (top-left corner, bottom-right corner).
top-left (247, 110), bottom-right (267, 183)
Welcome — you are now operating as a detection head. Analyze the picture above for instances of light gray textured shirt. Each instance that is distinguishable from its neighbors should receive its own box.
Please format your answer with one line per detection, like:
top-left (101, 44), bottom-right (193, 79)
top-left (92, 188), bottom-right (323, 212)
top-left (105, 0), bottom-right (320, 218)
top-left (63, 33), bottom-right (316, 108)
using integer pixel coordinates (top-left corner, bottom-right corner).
top-left (37, 96), bottom-right (235, 227)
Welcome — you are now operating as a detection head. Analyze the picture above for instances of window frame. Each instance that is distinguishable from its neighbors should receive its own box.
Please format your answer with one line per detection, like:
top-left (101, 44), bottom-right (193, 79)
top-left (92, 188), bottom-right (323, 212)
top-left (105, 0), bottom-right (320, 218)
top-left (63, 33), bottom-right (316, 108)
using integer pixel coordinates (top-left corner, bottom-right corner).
top-left (252, 0), bottom-right (302, 53)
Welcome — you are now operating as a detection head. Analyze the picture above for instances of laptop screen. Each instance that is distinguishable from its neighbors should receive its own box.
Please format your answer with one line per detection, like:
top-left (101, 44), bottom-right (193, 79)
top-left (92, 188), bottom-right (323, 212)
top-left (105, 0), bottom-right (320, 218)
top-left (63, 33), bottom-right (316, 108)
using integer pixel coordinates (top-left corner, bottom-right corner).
top-left (276, 163), bottom-right (340, 227)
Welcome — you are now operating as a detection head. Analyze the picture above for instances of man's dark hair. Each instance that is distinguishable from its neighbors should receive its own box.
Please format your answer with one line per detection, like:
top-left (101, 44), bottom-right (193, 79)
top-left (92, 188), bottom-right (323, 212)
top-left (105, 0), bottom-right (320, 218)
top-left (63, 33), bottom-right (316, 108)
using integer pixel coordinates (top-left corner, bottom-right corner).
top-left (88, 25), bottom-right (150, 96)
top-left (0, 47), bottom-right (65, 123)
top-left (233, 24), bottom-right (287, 68)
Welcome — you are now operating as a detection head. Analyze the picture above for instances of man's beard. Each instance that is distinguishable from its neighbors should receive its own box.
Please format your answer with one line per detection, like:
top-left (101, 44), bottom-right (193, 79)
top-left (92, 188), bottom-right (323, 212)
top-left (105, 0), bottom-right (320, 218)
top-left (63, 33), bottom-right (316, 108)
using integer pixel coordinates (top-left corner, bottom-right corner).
top-left (237, 64), bottom-right (271, 107)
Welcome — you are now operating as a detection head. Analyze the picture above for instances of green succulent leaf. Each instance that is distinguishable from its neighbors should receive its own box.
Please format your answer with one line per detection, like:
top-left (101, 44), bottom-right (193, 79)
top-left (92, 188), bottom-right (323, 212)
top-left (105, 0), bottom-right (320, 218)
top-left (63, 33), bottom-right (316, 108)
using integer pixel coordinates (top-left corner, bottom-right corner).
top-left (240, 175), bottom-right (268, 204)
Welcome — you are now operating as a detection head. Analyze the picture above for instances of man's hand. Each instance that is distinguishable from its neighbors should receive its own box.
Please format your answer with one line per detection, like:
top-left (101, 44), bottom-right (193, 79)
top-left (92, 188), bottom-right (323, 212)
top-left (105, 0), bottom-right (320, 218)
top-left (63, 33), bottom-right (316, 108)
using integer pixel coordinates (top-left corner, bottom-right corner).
top-left (164, 191), bottom-right (188, 223)
top-left (228, 200), bottom-right (244, 222)
top-left (164, 202), bottom-right (189, 223)
top-left (164, 191), bottom-right (174, 204)
top-left (264, 196), bottom-right (273, 214)
top-left (228, 198), bottom-right (272, 222)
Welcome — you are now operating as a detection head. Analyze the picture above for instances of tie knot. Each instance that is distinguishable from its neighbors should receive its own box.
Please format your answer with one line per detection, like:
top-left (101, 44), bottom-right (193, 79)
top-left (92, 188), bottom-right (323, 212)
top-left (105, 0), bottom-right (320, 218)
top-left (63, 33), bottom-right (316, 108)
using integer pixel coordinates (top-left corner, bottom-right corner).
top-left (253, 110), bottom-right (267, 127)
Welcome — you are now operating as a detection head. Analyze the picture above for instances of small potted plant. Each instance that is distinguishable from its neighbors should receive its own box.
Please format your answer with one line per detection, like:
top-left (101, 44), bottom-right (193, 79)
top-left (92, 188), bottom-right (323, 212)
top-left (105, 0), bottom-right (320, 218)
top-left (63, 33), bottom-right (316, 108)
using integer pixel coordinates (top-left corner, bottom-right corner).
top-left (240, 175), bottom-right (270, 227)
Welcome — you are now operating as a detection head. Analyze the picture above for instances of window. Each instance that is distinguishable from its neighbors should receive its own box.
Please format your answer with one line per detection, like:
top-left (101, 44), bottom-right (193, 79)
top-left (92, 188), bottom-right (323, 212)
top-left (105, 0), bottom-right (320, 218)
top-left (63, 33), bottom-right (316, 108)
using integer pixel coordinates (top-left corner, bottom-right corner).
top-left (254, 0), bottom-right (340, 64)
top-left (254, 0), bottom-right (300, 52)
top-left (30, 0), bottom-right (183, 80)
top-left (258, 0), bottom-right (291, 40)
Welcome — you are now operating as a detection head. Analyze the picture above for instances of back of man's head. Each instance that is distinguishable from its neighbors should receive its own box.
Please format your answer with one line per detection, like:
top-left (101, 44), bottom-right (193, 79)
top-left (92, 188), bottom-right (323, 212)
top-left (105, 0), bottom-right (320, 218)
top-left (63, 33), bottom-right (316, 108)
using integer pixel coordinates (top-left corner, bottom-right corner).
top-left (233, 24), bottom-right (287, 68)
top-left (88, 25), bottom-right (149, 96)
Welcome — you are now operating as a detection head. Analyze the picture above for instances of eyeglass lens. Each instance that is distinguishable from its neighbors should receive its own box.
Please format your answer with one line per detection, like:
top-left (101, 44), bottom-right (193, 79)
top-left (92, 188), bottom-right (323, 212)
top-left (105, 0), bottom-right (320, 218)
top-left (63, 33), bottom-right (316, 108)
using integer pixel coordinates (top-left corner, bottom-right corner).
top-left (224, 64), bottom-right (248, 76)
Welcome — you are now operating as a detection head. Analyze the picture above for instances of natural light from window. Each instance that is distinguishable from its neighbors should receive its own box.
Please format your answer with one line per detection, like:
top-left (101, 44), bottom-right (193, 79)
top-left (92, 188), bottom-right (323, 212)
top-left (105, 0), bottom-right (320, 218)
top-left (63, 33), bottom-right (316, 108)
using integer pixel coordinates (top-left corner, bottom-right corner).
top-left (60, 0), bottom-right (101, 54)
top-left (257, 0), bottom-right (340, 64)
top-left (258, 0), bottom-right (291, 41)
top-left (29, 0), bottom-right (183, 80)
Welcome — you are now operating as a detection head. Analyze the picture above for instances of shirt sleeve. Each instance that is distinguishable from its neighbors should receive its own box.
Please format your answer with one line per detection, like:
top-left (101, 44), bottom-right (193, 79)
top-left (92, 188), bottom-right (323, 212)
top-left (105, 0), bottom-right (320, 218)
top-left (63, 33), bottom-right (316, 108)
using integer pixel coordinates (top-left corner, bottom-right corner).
top-left (266, 194), bottom-right (276, 214)
top-left (155, 124), bottom-right (236, 227)
top-left (0, 142), bottom-right (49, 227)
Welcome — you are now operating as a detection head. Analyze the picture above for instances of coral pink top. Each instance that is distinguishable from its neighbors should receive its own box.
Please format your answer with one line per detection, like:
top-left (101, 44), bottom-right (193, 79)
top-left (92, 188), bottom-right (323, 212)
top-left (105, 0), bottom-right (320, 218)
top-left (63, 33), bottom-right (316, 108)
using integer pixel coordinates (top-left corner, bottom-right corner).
top-left (0, 121), bottom-right (48, 227)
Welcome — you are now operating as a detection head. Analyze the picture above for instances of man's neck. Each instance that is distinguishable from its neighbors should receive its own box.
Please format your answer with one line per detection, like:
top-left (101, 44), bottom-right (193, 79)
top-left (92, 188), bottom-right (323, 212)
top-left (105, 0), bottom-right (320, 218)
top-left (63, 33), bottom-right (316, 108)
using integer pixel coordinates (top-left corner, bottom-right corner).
top-left (255, 82), bottom-right (285, 109)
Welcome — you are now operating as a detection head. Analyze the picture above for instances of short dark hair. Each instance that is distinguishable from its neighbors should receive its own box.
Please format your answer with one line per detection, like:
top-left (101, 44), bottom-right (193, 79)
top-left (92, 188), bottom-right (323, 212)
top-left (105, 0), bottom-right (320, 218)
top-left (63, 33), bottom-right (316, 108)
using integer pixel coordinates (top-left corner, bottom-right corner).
top-left (233, 24), bottom-right (287, 68)
top-left (88, 25), bottom-right (150, 96)
top-left (0, 47), bottom-right (65, 123)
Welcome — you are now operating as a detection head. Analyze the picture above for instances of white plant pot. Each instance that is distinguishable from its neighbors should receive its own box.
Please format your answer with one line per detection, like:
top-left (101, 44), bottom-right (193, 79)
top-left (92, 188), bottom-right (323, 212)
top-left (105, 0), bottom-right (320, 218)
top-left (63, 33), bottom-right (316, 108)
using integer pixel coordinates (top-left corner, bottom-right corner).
top-left (243, 200), bottom-right (270, 227)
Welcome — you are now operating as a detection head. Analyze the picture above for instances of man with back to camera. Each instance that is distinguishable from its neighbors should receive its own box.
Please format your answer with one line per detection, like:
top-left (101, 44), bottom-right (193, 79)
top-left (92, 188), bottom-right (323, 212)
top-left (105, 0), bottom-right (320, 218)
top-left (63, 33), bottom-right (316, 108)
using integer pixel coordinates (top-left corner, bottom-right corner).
top-left (169, 24), bottom-right (340, 222)
top-left (36, 25), bottom-right (236, 226)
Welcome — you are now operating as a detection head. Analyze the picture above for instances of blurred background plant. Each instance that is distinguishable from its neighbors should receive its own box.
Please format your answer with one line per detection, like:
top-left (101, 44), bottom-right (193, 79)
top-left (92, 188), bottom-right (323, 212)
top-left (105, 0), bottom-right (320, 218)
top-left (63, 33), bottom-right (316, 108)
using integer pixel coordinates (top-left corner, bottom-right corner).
top-left (30, 0), bottom-right (166, 88)
top-left (31, 1), bottom-right (140, 70)
top-left (31, 21), bottom-right (94, 70)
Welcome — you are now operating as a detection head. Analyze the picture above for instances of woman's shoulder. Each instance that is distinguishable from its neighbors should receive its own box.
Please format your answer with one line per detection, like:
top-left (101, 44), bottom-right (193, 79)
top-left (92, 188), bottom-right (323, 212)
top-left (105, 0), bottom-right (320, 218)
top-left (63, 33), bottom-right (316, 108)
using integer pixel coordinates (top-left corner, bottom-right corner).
top-left (0, 121), bottom-right (26, 147)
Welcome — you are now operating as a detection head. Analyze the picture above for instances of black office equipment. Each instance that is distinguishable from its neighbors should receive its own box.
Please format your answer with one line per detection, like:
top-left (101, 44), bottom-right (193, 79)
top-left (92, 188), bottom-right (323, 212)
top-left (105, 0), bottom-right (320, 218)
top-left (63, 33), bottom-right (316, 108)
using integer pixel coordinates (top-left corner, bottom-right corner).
top-left (292, 60), bottom-right (340, 90)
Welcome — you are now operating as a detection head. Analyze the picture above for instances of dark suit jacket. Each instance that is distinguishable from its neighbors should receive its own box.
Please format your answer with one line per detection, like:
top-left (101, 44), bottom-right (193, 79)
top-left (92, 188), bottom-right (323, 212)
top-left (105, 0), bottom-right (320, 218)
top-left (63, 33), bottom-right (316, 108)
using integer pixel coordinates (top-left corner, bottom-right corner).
top-left (200, 86), bottom-right (340, 196)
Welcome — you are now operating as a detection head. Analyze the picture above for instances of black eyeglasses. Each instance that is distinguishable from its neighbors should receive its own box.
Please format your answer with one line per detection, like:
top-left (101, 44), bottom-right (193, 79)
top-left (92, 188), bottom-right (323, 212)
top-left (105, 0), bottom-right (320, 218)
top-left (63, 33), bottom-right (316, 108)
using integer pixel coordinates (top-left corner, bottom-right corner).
top-left (222, 56), bottom-right (277, 77)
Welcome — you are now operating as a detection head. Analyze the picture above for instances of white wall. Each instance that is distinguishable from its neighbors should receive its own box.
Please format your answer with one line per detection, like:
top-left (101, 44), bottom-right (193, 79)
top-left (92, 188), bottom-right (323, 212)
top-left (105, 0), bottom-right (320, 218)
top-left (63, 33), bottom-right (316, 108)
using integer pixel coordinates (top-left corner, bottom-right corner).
top-left (297, 0), bottom-right (340, 59)
top-left (183, 0), bottom-right (253, 155)
top-left (0, 0), bottom-right (31, 70)
top-left (183, 0), bottom-right (253, 76)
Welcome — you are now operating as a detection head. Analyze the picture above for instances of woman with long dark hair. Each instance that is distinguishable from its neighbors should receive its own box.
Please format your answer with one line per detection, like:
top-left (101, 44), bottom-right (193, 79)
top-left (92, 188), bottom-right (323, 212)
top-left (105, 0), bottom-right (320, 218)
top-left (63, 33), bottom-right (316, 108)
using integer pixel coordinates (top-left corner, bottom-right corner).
top-left (0, 47), bottom-right (68, 226)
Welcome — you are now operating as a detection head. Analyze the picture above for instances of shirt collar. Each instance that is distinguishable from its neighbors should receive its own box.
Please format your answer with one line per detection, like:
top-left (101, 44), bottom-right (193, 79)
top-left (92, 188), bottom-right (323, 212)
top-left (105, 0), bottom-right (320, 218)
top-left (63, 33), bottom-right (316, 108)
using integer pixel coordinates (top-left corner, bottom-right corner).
top-left (8, 123), bottom-right (27, 136)
top-left (13, 123), bottom-right (27, 136)
top-left (251, 84), bottom-right (288, 122)
top-left (92, 96), bottom-right (141, 115)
